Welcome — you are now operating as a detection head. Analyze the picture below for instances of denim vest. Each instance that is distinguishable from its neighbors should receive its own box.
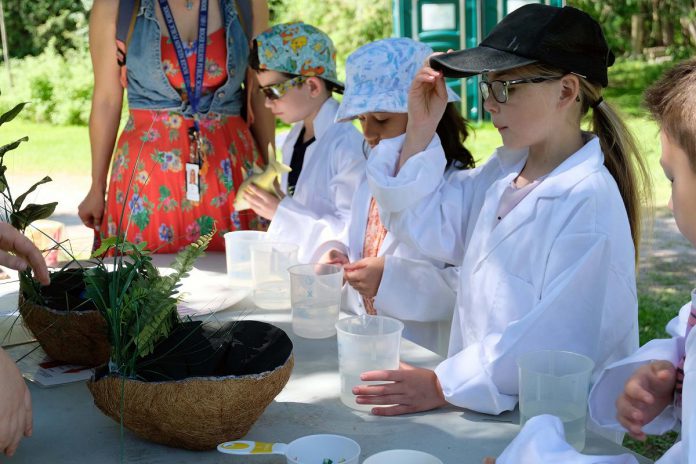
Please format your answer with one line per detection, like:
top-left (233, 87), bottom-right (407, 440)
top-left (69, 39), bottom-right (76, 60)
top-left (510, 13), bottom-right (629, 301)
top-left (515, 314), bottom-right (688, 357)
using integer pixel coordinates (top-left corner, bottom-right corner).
top-left (125, 0), bottom-right (247, 116)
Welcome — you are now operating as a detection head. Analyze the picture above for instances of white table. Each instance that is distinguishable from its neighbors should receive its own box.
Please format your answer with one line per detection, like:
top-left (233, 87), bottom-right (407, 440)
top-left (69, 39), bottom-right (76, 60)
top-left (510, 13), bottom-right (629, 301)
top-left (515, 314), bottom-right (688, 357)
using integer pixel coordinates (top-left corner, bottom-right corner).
top-left (1, 253), bottom-right (652, 463)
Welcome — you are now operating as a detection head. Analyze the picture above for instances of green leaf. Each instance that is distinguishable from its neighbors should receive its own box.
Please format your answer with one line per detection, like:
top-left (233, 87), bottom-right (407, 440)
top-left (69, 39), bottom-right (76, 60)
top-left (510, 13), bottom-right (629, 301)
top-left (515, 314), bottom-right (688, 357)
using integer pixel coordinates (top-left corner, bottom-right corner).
top-left (0, 137), bottom-right (29, 159)
top-left (14, 176), bottom-right (52, 211)
top-left (10, 202), bottom-right (58, 231)
top-left (0, 102), bottom-right (29, 127)
top-left (91, 236), bottom-right (118, 257)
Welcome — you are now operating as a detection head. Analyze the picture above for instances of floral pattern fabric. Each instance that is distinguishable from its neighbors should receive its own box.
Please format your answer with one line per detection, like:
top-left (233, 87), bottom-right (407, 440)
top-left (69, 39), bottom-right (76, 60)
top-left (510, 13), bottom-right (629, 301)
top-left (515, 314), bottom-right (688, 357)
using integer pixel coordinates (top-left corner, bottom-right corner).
top-left (102, 28), bottom-right (265, 253)
top-left (361, 197), bottom-right (388, 315)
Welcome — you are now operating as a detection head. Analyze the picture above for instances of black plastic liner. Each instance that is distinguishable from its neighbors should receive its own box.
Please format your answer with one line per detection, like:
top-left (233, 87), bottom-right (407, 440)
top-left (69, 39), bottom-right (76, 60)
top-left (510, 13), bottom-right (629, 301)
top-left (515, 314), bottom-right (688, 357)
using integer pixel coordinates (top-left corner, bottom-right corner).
top-left (96, 320), bottom-right (293, 382)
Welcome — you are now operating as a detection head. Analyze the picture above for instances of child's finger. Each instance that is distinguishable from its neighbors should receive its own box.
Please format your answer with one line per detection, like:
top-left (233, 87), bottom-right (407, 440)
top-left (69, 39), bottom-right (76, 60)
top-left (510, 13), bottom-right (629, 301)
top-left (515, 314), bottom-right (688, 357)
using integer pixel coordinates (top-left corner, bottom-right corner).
top-left (624, 377), bottom-right (654, 404)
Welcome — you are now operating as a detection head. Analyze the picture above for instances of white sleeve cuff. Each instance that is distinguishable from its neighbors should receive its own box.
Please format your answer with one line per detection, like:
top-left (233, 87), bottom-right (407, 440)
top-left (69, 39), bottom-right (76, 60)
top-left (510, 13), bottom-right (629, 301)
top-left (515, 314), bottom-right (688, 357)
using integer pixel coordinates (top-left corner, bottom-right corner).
top-left (366, 133), bottom-right (447, 213)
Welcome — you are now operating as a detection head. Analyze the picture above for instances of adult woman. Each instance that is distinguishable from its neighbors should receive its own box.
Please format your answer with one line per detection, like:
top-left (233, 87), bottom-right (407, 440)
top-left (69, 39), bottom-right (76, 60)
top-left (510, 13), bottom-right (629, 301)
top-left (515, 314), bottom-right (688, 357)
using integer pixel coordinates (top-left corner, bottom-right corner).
top-left (79, 0), bottom-right (273, 252)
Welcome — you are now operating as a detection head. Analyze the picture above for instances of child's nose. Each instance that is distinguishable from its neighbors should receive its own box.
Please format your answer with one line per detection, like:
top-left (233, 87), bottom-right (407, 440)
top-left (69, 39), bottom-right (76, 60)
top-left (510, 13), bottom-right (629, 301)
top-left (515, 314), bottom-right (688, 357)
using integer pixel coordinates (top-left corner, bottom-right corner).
top-left (263, 97), bottom-right (274, 109)
top-left (483, 94), bottom-right (499, 113)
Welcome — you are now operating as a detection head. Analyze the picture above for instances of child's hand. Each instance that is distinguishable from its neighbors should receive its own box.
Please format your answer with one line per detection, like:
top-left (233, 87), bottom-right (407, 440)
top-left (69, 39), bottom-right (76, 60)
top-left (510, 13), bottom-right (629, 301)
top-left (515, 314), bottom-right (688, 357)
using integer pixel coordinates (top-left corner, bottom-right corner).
top-left (245, 181), bottom-right (283, 220)
top-left (400, 60), bottom-right (449, 167)
top-left (616, 360), bottom-right (676, 440)
top-left (483, 458), bottom-right (496, 464)
top-left (0, 348), bottom-right (32, 457)
top-left (352, 362), bottom-right (448, 416)
top-left (318, 248), bottom-right (349, 267)
top-left (343, 257), bottom-right (384, 299)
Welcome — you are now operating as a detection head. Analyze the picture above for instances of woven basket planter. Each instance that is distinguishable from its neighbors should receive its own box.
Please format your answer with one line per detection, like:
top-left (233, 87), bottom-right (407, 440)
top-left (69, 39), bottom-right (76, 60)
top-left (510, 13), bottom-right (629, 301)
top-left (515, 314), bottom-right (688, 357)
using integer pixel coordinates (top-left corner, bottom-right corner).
top-left (18, 269), bottom-right (110, 367)
top-left (88, 320), bottom-right (294, 450)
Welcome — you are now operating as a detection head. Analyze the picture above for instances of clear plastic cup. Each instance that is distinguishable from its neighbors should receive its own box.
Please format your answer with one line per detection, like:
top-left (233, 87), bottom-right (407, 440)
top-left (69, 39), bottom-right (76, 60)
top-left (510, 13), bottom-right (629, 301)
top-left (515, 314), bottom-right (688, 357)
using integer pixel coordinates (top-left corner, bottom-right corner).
top-left (251, 242), bottom-right (298, 310)
top-left (335, 315), bottom-right (404, 411)
top-left (223, 230), bottom-right (267, 288)
top-left (517, 350), bottom-right (595, 451)
top-left (288, 264), bottom-right (343, 339)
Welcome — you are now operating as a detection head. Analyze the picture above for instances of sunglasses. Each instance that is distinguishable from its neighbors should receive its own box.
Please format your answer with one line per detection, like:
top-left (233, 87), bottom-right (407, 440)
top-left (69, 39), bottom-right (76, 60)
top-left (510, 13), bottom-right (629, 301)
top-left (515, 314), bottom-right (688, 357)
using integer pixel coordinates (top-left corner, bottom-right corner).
top-left (479, 75), bottom-right (563, 104)
top-left (259, 75), bottom-right (308, 101)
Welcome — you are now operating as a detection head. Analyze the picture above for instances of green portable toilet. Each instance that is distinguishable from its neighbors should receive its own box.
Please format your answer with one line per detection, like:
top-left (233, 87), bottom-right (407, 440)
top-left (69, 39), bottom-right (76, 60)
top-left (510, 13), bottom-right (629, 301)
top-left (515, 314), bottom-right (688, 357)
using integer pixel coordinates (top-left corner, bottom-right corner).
top-left (394, 0), bottom-right (565, 122)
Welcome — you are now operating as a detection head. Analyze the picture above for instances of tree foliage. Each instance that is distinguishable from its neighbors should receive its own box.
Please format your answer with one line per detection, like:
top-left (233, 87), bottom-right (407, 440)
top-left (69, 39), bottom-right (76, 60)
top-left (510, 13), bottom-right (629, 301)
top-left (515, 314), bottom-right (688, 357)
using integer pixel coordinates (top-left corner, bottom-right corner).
top-left (2, 0), bottom-right (91, 58)
top-left (567, 0), bottom-right (696, 58)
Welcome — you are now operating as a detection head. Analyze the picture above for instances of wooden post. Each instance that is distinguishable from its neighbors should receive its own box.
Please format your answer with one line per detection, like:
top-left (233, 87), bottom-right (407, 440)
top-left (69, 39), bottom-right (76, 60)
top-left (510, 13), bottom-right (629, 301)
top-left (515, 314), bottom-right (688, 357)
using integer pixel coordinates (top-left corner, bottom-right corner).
top-left (0, 0), bottom-right (12, 88)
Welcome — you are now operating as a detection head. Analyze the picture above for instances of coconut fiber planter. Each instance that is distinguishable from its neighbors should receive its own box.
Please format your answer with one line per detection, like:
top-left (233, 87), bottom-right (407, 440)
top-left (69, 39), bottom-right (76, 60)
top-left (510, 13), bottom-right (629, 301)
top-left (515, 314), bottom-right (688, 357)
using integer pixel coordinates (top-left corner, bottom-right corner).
top-left (88, 320), bottom-right (294, 450)
top-left (18, 268), bottom-right (110, 367)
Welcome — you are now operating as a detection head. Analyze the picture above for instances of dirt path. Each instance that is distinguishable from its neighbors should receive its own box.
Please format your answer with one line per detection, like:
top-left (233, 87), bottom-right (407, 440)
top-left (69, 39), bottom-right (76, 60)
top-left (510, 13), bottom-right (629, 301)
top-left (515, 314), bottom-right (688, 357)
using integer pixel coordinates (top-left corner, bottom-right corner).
top-left (639, 206), bottom-right (696, 296)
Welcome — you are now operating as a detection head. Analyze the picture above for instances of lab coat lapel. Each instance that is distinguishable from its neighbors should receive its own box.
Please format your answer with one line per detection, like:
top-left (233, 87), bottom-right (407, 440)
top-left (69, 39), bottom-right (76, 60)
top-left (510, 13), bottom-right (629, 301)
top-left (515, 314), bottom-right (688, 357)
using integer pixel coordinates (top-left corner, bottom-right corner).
top-left (473, 137), bottom-right (604, 268)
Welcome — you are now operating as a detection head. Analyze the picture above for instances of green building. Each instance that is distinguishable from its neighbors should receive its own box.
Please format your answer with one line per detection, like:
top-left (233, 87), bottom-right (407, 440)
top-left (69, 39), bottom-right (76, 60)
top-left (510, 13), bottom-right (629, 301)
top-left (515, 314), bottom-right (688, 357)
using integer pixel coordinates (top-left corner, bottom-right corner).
top-left (393, 0), bottom-right (565, 121)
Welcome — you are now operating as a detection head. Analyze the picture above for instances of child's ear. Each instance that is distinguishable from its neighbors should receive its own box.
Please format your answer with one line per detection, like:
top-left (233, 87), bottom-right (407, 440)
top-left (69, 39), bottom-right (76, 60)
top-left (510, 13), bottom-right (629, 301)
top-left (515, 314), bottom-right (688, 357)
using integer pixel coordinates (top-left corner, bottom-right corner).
top-left (307, 77), bottom-right (325, 98)
top-left (559, 74), bottom-right (580, 109)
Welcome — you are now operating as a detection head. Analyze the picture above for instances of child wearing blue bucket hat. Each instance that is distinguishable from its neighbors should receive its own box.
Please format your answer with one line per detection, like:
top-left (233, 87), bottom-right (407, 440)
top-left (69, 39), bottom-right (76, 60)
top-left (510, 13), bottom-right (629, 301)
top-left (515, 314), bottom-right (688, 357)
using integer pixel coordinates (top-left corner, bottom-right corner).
top-left (318, 37), bottom-right (474, 356)
top-left (244, 22), bottom-right (364, 263)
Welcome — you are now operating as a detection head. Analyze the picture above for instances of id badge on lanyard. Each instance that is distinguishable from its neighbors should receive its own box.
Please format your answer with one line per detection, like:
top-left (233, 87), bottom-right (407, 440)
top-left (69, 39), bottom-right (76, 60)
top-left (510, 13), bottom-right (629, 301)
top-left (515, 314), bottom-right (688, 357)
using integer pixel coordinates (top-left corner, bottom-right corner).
top-left (158, 0), bottom-right (209, 202)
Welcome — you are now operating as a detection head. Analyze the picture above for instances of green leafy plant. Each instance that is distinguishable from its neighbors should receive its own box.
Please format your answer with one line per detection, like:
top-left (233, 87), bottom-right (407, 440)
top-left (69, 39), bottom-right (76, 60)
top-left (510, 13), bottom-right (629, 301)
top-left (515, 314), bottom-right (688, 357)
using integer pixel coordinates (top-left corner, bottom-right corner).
top-left (0, 94), bottom-right (57, 232)
top-left (0, 93), bottom-right (60, 305)
top-left (84, 230), bottom-right (214, 378)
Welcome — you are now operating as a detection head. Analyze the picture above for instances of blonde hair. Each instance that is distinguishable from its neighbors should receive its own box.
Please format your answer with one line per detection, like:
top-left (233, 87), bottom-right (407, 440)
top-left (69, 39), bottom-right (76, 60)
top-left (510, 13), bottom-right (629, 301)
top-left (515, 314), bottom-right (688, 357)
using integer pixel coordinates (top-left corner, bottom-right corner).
top-left (645, 59), bottom-right (696, 173)
top-left (518, 64), bottom-right (652, 263)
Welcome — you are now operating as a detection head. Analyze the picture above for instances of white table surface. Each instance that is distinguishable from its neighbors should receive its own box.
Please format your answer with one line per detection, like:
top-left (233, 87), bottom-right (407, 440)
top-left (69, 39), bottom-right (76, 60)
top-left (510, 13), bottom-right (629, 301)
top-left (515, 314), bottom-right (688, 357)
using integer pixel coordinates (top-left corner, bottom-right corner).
top-left (1, 252), bottom-right (652, 464)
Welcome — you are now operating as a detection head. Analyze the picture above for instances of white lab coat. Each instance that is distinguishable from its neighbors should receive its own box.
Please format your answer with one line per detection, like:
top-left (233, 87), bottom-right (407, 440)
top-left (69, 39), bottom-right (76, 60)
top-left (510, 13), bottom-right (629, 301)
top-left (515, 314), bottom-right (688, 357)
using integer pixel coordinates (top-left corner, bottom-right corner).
top-left (319, 176), bottom-right (458, 356)
top-left (268, 98), bottom-right (365, 263)
top-left (588, 291), bottom-right (696, 464)
top-left (496, 415), bottom-right (640, 464)
top-left (366, 133), bottom-right (638, 415)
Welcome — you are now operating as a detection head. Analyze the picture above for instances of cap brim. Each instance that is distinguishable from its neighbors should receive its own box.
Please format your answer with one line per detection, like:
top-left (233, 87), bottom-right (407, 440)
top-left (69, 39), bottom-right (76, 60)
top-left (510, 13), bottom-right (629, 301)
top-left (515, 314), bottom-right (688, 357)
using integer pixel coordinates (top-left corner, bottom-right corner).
top-left (430, 46), bottom-right (537, 78)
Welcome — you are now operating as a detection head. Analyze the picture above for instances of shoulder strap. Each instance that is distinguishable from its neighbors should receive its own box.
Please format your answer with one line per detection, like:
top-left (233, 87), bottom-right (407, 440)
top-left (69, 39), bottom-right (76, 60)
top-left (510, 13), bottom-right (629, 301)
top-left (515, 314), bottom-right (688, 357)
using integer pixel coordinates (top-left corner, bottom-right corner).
top-left (116, 0), bottom-right (140, 66)
top-left (233, 0), bottom-right (253, 40)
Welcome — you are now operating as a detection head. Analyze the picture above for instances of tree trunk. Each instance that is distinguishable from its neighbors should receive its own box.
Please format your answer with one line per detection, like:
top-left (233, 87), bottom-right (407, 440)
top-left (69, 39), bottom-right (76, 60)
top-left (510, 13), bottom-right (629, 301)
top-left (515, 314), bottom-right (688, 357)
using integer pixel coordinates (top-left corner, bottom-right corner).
top-left (680, 16), bottom-right (696, 48)
top-left (661, 1), bottom-right (674, 46)
top-left (650, 0), bottom-right (662, 44)
top-left (631, 14), bottom-right (645, 57)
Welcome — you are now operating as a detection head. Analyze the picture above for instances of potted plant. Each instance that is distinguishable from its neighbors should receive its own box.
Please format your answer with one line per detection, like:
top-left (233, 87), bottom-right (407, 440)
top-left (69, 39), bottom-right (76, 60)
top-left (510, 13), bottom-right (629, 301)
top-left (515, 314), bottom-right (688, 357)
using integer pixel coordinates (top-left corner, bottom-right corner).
top-left (0, 94), bottom-right (111, 367)
top-left (85, 230), bottom-right (294, 450)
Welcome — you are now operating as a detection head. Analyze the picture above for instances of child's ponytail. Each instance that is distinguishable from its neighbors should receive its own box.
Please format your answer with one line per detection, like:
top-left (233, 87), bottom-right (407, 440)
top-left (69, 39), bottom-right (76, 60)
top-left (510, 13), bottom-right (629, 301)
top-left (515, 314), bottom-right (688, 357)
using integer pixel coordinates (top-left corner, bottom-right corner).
top-left (579, 80), bottom-right (652, 262)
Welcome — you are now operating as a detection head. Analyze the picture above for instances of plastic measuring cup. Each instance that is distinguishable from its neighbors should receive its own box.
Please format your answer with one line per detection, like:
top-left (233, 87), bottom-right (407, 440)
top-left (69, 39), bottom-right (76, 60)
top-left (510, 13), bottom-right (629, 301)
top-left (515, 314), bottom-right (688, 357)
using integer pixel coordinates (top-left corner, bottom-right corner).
top-left (223, 230), bottom-right (267, 288)
top-left (335, 315), bottom-right (404, 411)
top-left (218, 434), bottom-right (361, 464)
top-left (250, 241), bottom-right (298, 310)
top-left (288, 263), bottom-right (343, 339)
top-left (517, 350), bottom-right (595, 451)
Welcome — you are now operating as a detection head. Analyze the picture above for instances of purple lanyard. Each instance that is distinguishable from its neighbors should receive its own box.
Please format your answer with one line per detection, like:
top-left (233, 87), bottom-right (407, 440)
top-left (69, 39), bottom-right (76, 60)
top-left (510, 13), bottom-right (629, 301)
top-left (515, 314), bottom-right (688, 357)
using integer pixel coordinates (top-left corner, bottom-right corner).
top-left (158, 0), bottom-right (208, 131)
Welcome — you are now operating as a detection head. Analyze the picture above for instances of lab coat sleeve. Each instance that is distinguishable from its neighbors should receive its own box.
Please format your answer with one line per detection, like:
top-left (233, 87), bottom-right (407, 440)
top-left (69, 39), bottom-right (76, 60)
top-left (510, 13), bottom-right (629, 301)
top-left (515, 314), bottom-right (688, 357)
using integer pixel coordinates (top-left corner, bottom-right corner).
top-left (588, 337), bottom-right (682, 434)
top-left (435, 229), bottom-right (615, 414)
top-left (270, 133), bottom-right (365, 263)
top-left (496, 415), bottom-right (639, 464)
top-left (372, 255), bottom-right (457, 323)
top-left (366, 134), bottom-right (473, 265)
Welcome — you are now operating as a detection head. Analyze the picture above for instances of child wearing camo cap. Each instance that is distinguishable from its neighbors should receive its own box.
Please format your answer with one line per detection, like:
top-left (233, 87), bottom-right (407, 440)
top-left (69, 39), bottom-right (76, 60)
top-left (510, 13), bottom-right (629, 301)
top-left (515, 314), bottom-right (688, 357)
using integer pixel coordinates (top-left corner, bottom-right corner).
top-left (243, 22), bottom-right (365, 263)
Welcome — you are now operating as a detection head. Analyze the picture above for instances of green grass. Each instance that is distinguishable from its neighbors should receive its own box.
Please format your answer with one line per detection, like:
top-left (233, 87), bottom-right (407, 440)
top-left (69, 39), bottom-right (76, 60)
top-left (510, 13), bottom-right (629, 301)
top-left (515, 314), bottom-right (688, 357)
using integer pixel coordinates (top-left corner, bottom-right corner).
top-left (1, 119), bottom-right (91, 178)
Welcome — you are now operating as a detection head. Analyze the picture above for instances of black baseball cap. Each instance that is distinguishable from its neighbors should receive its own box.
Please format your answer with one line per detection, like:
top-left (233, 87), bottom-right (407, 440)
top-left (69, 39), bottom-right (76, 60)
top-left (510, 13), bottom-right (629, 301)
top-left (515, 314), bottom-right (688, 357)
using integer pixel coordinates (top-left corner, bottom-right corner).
top-left (430, 4), bottom-right (615, 87)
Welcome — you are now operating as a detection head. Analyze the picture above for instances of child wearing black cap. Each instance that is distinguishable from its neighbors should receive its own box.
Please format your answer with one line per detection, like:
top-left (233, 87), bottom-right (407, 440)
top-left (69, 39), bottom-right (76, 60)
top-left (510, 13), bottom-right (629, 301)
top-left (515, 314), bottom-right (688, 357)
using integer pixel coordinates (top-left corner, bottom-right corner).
top-left (351, 4), bottom-right (651, 425)
top-left (489, 58), bottom-right (696, 464)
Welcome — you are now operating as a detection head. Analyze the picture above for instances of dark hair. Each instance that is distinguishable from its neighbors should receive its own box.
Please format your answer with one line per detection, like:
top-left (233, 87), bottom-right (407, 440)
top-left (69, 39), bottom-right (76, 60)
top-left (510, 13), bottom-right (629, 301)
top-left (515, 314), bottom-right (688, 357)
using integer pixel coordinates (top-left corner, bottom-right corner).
top-left (438, 103), bottom-right (475, 170)
top-left (249, 39), bottom-right (341, 94)
top-left (645, 59), bottom-right (696, 173)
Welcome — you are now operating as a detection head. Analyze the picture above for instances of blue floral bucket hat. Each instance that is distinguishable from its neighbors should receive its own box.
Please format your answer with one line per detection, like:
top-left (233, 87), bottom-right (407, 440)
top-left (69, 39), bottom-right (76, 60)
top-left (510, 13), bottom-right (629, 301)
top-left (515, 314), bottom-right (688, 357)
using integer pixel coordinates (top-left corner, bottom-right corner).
top-left (254, 22), bottom-right (343, 90)
top-left (335, 38), bottom-right (460, 122)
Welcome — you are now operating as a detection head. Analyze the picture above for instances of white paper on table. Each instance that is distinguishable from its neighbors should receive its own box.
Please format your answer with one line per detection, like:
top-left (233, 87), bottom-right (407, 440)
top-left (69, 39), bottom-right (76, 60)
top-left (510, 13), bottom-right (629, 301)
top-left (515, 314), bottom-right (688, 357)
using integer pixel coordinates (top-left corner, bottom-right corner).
top-left (16, 349), bottom-right (93, 387)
